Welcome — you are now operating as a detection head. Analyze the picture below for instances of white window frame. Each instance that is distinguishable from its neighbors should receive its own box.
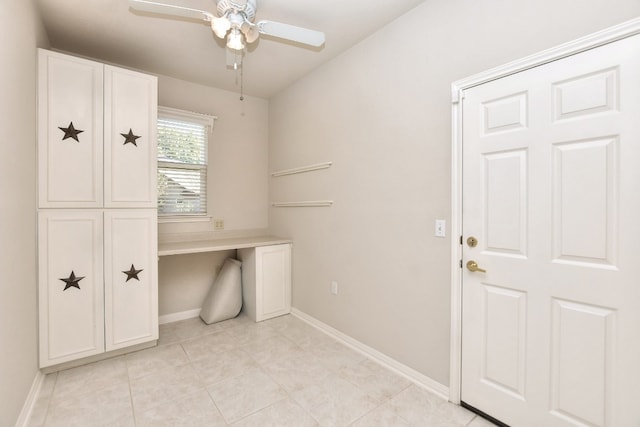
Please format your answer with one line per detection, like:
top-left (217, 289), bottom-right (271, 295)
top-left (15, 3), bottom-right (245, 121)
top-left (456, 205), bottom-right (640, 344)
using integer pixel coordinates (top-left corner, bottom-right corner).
top-left (157, 106), bottom-right (216, 220)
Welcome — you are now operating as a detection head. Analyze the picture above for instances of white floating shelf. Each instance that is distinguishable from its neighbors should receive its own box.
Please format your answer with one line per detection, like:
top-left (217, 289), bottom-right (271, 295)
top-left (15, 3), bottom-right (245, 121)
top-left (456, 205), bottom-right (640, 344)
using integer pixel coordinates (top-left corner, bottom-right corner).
top-left (271, 201), bottom-right (334, 208)
top-left (271, 162), bottom-right (332, 177)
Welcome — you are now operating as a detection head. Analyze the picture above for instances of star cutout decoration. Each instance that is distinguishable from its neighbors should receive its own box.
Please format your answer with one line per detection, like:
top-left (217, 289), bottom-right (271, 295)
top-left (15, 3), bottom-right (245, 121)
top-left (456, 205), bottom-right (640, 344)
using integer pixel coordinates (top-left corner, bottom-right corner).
top-left (120, 128), bottom-right (141, 146)
top-left (122, 264), bottom-right (143, 282)
top-left (58, 122), bottom-right (84, 142)
top-left (59, 270), bottom-right (85, 291)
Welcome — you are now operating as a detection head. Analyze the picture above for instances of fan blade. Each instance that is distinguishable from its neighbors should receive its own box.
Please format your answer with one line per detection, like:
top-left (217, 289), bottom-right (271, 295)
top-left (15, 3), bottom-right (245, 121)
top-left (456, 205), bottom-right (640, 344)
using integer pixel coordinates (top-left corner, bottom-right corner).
top-left (256, 20), bottom-right (325, 47)
top-left (129, 0), bottom-right (214, 22)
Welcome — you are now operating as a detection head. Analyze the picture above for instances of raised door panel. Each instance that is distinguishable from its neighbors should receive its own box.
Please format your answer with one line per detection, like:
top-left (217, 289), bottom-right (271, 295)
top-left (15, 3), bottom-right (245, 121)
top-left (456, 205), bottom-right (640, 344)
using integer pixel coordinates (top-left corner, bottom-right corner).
top-left (38, 49), bottom-right (103, 208)
top-left (549, 299), bottom-right (615, 426)
top-left (104, 210), bottom-right (158, 351)
top-left (104, 66), bottom-right (158, 208)
top-left (38, 210), bottom-right (104, 367)
top-left (256, 244), bottom-right (291, 321)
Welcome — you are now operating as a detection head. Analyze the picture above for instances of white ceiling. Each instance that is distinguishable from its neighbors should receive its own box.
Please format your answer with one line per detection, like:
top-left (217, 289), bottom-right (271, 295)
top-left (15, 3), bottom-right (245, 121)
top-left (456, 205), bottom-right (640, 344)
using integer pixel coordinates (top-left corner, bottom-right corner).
top-left (36, 0), bottom-right (426, 98)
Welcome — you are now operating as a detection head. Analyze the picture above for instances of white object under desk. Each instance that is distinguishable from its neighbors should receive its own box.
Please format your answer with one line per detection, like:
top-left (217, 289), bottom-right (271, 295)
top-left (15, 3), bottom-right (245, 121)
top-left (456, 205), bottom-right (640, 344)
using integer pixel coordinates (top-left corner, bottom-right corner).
top-left (158, 235), bottom-right (292, 322)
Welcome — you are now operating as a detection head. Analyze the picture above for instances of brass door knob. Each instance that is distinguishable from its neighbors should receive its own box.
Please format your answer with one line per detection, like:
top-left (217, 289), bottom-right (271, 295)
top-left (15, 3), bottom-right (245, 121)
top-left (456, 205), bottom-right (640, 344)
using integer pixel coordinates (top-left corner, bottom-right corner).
top-left (466, 260), bottom-right (486, 273)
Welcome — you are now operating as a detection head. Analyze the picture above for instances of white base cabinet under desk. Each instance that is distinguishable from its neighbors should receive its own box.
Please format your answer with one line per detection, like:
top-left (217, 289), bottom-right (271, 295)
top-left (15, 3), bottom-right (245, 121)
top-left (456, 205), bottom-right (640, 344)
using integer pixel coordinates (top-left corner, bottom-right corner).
top-left (238, 244), bottom-right (291, 322)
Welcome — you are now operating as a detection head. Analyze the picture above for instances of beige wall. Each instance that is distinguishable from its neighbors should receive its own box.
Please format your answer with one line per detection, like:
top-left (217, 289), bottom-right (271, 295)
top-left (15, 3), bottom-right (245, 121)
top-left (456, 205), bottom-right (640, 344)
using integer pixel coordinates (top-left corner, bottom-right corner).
top-left (157, 74), bottom-right (269, 235)
top-left (157, 75), bottom-right (269, 315)
top-left (268, 0), bottom-right (640, 387)
top-left (0, 0), bottom-right (49, 425)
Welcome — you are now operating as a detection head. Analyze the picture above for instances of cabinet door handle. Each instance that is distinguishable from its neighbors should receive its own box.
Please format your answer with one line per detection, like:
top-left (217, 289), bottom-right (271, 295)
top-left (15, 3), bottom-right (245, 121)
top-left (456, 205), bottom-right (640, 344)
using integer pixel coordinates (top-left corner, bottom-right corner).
top-left (123, 264), bottom-right (143, 282)
top-left (58, 121), bottom-right (84, 142)
top-left (120, 128), bottom-right (141, 146)
top-left (59, 270), bottom-right (85, 291)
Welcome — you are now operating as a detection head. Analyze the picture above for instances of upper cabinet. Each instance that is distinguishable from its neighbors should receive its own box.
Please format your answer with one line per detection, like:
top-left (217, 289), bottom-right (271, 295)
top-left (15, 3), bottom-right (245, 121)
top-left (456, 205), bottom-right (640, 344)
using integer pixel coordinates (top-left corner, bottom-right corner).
top-left (38, 49), bottom-right (157, 208)
top-left (104, 66), bottom-right (157, 208)
top-left (38, 51), bottom-right (103, 207)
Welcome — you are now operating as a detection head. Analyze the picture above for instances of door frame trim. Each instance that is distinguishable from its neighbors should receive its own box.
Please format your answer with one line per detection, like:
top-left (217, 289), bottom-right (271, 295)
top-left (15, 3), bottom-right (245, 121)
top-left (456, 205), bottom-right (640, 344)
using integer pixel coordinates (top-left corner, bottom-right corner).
top-left (448, 16), bottom-right (640, 404)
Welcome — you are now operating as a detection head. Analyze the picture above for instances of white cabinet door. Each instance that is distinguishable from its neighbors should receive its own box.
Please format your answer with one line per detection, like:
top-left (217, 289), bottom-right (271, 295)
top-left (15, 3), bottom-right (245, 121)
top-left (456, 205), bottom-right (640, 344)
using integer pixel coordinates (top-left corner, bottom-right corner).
top-left (257, 244), bottom-right (291, 321)
top-left (104, 210), bottom-right (158, 351)
top-left (240, 244), bottom-right (291, 322)
top-left (38, 50), bottom-right (103, 208)
top-left (38, 210), bottom-right (104, 367)
top-left (104, 66), bottom-right (157, 208)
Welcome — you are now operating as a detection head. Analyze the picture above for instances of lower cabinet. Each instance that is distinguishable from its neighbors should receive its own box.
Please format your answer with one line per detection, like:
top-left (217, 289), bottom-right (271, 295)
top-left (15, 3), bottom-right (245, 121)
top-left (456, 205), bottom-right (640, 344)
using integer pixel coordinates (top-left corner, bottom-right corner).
top-left (238, 244), bottom-right (292, 322)
top-left (38, 209), bottom-right (157, 368)
top-left (104, 210), bottom-right (158, 351)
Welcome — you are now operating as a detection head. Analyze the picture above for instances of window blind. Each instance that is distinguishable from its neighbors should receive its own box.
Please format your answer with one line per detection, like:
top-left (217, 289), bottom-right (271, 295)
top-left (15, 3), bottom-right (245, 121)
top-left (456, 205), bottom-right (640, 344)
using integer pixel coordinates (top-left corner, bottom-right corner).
top-left (157, 107), bottom-right (215, 216)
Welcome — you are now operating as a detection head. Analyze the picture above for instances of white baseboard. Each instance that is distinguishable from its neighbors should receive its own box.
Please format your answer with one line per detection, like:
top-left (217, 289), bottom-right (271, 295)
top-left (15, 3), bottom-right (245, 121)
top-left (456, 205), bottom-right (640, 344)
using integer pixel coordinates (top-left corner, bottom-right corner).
top-left (159, 308), bottom-right (201, 325)
top-left (14, 370), bottom-right (45, 427)
top-left (290, 308), bottom-right (449, 400)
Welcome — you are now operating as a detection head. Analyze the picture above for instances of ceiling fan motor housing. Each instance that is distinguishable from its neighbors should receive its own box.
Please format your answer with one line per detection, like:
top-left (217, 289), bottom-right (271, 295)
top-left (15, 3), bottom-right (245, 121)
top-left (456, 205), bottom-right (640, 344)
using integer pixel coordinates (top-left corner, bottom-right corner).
top-left (216, 0), bottom-right (256, 22)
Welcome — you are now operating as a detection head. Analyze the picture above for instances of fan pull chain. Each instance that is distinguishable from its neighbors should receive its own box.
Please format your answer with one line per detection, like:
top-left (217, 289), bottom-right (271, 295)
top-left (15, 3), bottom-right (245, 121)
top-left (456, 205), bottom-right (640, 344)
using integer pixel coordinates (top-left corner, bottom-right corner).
top-left (232, 56), bottom-right (245, 102)
top-left (239, 59), bottom-right (244, 101)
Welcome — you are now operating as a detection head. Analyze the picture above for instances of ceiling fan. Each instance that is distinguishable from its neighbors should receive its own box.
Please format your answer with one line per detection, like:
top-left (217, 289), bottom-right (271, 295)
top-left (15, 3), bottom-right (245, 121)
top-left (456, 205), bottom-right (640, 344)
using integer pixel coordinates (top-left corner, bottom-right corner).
top-left (129, 0), bottom-right (326, 53)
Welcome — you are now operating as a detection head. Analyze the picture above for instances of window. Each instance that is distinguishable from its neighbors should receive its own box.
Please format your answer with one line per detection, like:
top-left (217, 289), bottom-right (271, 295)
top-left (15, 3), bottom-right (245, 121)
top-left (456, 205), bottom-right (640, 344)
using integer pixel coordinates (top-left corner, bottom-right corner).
top-left (157, 106), bottom-right (215, 216)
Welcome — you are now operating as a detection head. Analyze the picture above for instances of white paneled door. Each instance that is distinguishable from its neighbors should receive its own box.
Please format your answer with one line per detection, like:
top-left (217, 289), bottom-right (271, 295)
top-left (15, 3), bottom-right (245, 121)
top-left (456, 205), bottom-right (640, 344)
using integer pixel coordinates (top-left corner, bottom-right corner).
top-left (461, 34), bottom-right (640, 426)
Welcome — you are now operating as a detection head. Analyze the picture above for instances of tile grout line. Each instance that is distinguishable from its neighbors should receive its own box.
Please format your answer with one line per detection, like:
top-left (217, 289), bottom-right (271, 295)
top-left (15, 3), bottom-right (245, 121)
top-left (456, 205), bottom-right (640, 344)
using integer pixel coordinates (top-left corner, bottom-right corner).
top-left (249, 332), bottom-right (320, 426)
top-left (124, 357), bottom-right (138, 426)
top-left (185, 340), bottom-right (231, 426)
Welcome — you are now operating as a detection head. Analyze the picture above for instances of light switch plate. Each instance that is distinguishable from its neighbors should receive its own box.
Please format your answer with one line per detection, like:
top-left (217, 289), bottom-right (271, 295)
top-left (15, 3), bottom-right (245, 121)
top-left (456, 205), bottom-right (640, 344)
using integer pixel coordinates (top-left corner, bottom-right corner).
top-left (435, 219), bottom-right (446, 237)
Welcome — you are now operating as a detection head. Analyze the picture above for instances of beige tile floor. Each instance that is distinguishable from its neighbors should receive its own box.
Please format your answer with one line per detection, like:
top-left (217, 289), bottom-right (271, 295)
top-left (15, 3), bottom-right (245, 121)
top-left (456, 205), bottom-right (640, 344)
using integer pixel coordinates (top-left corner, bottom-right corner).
top-left (28, 314), bottom-right (496, 427)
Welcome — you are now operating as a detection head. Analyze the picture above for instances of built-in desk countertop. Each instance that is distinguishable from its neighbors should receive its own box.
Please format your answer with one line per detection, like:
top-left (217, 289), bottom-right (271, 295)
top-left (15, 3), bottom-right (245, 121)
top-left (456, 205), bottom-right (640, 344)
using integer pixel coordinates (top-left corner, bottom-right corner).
top-left (158, 235), bottom-right (292, 256)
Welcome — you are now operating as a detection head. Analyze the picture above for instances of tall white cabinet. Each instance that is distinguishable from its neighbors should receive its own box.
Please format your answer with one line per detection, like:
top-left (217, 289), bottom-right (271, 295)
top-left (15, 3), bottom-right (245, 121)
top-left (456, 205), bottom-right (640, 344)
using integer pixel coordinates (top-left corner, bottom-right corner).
top-left (37, 49), bottom-right (158, 368)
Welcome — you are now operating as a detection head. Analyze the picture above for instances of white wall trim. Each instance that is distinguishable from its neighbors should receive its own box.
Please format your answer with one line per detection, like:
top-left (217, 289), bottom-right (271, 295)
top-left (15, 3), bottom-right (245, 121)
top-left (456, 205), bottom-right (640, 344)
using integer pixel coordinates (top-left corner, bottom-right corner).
top-left (14, 370), bottom-right (45, 427)
top-left (449, 87), bottom-right (464, 404)
top-left (449, 16), bottom-right (640, 405)
top-left (291, 308), bottom-right (449, 400)
top-left (158, 308), bottom-right (201, 325)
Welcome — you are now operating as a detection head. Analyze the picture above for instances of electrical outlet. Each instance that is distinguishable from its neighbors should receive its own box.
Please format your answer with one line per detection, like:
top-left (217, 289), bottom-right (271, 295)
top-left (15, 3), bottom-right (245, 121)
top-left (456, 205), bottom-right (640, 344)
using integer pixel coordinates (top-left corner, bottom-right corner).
top-left (331, 281), bottom-right (338, 295)
top-left (435, 219), bottom-right (446, 237)
top-left (214, 219), bottom-right (224, 230)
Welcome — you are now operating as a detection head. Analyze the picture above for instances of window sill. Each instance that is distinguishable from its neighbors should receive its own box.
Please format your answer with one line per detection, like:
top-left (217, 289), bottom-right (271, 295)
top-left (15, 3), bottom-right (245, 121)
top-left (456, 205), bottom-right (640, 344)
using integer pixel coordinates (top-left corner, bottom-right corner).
top-left (158, 215), bottom-right (211, 224)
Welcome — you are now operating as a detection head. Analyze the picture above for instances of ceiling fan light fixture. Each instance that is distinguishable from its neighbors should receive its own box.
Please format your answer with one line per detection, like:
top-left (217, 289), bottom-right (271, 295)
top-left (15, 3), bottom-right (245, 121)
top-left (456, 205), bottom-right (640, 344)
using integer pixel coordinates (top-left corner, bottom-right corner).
top-left (129, 0), bottom-right (327, 62)
top-left (211, 16), bottom-right (231, 38)
top-left (244, 24), bottom-right (260, 43)
top-left (227, 28), bottom-right (245, 50)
